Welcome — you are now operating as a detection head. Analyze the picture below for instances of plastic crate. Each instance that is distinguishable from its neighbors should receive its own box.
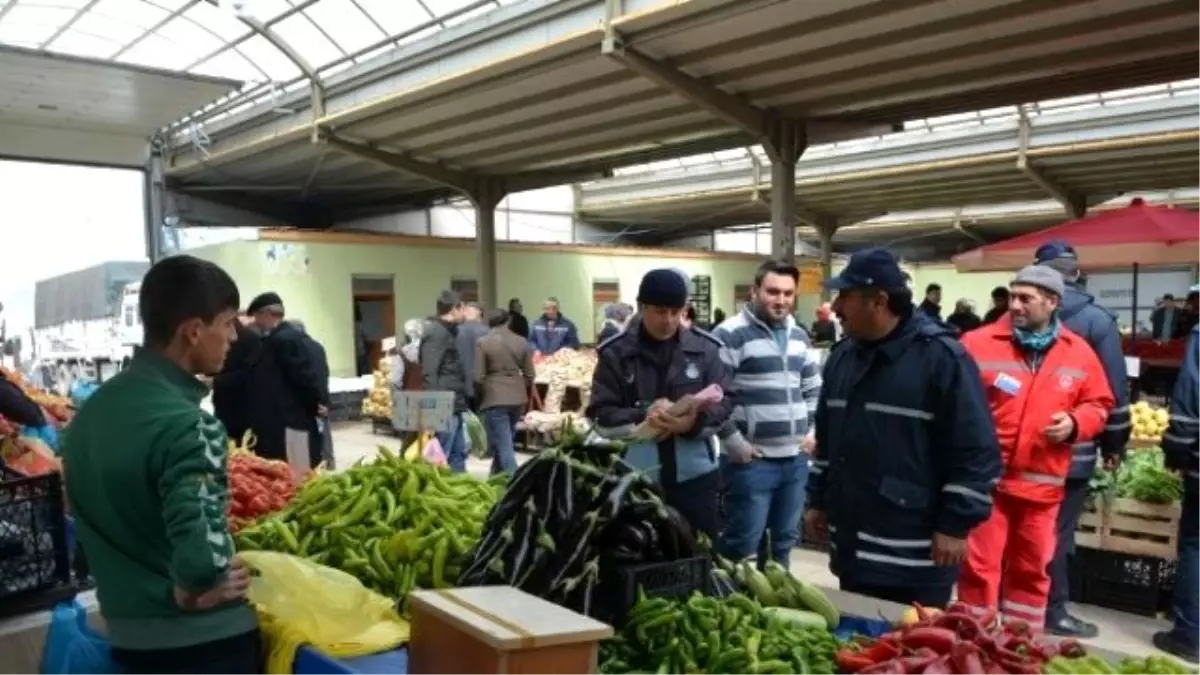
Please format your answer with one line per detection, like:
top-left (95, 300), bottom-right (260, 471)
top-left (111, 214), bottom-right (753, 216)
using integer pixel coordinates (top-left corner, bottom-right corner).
top-left (601, 556), bottom-right (711, 624)
top-left (1075, 546), bottom-right (1175, 617)
top-left (0, 470), bottom-right (72, 616)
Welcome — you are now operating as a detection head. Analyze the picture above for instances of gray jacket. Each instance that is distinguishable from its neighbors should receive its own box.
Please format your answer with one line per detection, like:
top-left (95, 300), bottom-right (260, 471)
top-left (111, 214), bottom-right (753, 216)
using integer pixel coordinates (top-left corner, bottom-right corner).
top-left (418, 318), bottom-right (468, 411)
top-left (475, 327), bottom-right (536, 410)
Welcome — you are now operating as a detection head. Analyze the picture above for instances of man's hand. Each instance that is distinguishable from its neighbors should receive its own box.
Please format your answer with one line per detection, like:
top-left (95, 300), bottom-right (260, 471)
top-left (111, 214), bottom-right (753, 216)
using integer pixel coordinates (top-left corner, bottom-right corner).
top-left (174, 557), bottom-right (251, 611)
top-left (931, 532), bottom-right (967, 567)
top-left (725, 441), bottom-right (761, 465)
top-left (1044, 412), bottom-right (1076, 444)
top-left (652, 409), bottom-right (698, 437)
top-left (803, 509), bottom-right (829, 543)
top-left (800, 433), bottom-right (817, 455)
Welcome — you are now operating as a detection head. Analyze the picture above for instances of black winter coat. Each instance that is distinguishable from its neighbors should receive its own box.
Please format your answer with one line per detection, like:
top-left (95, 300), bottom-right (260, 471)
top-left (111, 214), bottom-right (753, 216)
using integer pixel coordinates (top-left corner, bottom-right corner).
top-left (244, 321), bottom-right (325, 460)
top-left (809, 313), bottom-right (1001, 589)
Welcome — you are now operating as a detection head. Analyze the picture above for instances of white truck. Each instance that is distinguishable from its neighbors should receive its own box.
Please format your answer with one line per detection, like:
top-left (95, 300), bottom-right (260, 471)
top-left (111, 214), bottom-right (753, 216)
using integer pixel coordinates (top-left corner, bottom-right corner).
top-left (30, 263), bottom-right (148, 395)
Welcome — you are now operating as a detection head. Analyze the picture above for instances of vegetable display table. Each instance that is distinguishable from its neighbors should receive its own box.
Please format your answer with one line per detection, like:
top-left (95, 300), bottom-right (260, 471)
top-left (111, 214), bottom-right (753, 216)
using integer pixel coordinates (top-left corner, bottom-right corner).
top-left (293, 645), bottom-right (408, 674)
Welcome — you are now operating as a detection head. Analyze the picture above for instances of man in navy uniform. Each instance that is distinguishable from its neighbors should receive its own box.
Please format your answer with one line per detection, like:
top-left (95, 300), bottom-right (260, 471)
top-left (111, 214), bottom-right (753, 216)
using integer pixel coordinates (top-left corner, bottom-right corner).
top-left (1035, 241), bottom-right (1130, 638)
top-left (587, 269), bottom-right (733, 537)
top-left (805, 248), bottom-right (1001, 606)
top-left (1156, 325), bottom-right (1198, 663)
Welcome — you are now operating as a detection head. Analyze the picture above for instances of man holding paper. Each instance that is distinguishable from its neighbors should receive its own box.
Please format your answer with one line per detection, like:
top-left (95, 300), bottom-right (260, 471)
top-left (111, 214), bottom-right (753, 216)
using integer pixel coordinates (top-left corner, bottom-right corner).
top-left (587, 268), bottom-right (733, 537)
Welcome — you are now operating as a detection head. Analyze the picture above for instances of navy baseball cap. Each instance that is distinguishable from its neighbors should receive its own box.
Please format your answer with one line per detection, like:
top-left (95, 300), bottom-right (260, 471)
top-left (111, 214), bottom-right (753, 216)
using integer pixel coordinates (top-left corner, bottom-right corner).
top-left (1033, 240), bottom-right (1077, 264)
top-left (824, 247), bottom-right (907, 291)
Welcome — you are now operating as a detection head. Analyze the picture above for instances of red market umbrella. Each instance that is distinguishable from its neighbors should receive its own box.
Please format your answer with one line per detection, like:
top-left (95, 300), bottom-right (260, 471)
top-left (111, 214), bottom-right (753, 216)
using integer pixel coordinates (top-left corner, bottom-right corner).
top-left (952, 198), bottom-right (1200, 272)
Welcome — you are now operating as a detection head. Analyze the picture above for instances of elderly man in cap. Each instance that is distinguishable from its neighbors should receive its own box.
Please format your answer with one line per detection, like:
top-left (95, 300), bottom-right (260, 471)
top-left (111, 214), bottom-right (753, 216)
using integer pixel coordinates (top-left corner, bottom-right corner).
top-left (1034, 241), bottom-right (1130, 637)
top-left (959, 266), bottom-right (1115, 626)
top-left (587, 268), bottom-right (733, 537)
top-left (805, 248), bottom-right (1000, 607)
top-left (243, 292), bottom-right (325, 473)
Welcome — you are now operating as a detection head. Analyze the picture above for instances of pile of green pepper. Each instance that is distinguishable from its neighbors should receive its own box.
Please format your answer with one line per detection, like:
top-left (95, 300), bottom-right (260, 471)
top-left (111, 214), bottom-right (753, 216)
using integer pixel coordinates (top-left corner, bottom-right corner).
top-left (1043, 655), bottom-right (1197, 674)
top-left (234, 447), bottom-right (503, 613)
top-left (599, 591), bottom-right (840, 674)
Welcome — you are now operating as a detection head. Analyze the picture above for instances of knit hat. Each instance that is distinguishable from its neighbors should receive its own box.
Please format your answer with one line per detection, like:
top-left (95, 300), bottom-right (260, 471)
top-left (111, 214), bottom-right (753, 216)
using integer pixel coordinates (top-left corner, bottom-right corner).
top-left (637, 269), bottom-right (689, 309)
top-left (1012, 265), bottom-right (1065, 297)
top-left (247, 291), bottom-right (284, 314)
top-left (1034, 240), bottom-right (1079, 278)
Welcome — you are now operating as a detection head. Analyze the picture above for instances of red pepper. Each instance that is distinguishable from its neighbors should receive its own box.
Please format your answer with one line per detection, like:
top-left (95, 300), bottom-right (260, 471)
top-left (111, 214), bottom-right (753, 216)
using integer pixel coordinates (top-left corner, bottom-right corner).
top-left (932, 613), bottom-right (982, 640)
top-left (897, 650), bottom-right (940, 674)
top-left (921, 655), bottom-right (954, 674)
top-left (859, 659), bottom-right (907, 674)
top-left (950, 642), bottom-right (985, 674)
top-left (1004, 619), bottom-right (1033, 637)
top-left (912, 602), bottom-right (933, 622)
top-left (997, 657), bottom-right (1042, 674)
top-left (982, 659), bottom-right (1007, 674)
top-left (900, 627), bottom-right (957, 654)
top-left (1056, 638), bottom-right (1086, 658)
top-left (944, 602), bottom-right (976, 616)
top-left (836, 651), bottom-right (879, 672)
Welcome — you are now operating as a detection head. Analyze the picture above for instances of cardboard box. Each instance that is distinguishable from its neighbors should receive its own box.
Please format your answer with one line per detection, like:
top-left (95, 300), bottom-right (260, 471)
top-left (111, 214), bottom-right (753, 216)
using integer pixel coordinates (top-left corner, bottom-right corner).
top-left (409, 586), bottom-right (613, 674)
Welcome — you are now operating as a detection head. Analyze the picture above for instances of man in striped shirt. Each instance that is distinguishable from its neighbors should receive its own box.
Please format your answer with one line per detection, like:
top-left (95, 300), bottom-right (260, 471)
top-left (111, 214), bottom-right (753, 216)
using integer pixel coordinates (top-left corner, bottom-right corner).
top-left (714, 259), bottom-right (822, 568)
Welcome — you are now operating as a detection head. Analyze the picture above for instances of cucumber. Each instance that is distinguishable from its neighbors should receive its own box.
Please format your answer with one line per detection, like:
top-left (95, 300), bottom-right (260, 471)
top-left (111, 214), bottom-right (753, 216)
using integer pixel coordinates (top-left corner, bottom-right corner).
top-left (763, 606), bottom-right (828, 630)
top-left (787, 576), bottom-right (840, 629)
top-left (763, 560), bottom-right (791, 591)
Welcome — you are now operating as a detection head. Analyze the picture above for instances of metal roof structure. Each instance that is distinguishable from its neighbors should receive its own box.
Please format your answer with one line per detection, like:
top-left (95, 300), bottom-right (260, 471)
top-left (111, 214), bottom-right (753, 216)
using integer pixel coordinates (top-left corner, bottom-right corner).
top-left (577, 87), bottom-right (1200, 253)
top-left (0, 0), bottom-right (515, 166)
top-left (155, 0), bottom-right (1199, 228)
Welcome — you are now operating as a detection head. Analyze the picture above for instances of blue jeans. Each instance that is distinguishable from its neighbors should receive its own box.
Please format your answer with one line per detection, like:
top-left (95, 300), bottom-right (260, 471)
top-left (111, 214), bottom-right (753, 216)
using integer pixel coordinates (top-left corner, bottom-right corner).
top-left (1170, 479), bottom-right (1199, 650)
top-left (436, 413), bottom-right (468, 474)
top-left (719, 454), bottom-right (810, 568)
top-left (482, 405), bottom-right (521, 475)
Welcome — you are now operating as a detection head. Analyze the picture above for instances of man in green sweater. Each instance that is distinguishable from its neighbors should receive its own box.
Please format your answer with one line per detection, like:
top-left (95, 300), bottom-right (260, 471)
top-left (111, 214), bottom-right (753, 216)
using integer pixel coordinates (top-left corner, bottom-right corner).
top-left (62, 255), bottom-right (260, 673)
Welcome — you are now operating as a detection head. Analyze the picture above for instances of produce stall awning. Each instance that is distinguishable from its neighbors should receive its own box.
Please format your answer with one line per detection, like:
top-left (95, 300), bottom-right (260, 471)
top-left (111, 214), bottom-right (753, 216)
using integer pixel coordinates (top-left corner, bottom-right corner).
top-left (952, 198), bottom-right (1200, 272)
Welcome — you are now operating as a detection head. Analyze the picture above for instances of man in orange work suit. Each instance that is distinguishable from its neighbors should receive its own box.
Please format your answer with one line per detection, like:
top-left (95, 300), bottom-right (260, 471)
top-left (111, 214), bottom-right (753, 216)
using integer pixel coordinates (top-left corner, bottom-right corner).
top-left (958, 265), bottom-right (1115, 625)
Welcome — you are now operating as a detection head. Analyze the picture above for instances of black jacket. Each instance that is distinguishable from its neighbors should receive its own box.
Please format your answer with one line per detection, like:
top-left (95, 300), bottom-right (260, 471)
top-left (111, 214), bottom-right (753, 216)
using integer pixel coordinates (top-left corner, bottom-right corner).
top-left (0, 378), bottom-right (44, 427)
top-left (509, 312), bottom-right (530, 340)
top-left (1057, 281), bottom-right (1130, 477)
top-left (808, 312), bottom-right (1001, 589)
top-left (946, 311), bottom-right (982, 336)
top-left (586, 320), bottom-right (733, 486)
top-left (212, 323), bottom-right (263, 442)
top-left (419, 318), bottom-right (469, 412)
top-left (244, 321), bottom-right (324, 460)
top-left (918, 299), bottom-right (942, 321)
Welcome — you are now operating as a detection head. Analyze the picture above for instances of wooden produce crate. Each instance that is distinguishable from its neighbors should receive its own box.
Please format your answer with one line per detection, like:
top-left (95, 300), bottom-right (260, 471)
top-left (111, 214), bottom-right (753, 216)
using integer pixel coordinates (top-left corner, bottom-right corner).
top-left (409, 586), bottom-right (613, 674)
top-left (1077, 497), bottom-right (1181, 560)
top-left (1103, 498), bottom-right (1180, 559)
top-left (1075, 500), bottom-right (1104, 551)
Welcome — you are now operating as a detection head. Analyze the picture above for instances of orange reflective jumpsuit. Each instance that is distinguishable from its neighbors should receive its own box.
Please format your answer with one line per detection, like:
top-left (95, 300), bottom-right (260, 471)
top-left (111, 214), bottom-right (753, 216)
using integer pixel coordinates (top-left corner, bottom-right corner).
top-left (959, 317), bottom-right (1114, 624)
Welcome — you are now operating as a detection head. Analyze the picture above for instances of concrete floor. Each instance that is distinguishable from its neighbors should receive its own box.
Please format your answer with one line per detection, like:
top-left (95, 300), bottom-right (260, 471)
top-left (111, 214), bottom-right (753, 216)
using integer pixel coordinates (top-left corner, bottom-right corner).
top-left (331, 421), bottom-right (1173, 661)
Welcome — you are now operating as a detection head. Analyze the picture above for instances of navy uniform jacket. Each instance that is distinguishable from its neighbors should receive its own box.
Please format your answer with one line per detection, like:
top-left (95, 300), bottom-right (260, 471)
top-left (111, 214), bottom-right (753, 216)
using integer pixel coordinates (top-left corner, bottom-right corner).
top-left (586, 318), bottom-right (733, 485)
top-left (1163, 327), bottom-right (1199, 483)
top-left (808, 313), bottom-right (1001, 588)
top-left (1058, 281), bottom-right (1131, 479)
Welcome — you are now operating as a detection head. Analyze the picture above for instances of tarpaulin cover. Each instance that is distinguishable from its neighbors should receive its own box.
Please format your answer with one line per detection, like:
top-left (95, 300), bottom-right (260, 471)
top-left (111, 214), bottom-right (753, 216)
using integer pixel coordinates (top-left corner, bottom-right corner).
top-left (953, 199), bottom-right (1200, 272)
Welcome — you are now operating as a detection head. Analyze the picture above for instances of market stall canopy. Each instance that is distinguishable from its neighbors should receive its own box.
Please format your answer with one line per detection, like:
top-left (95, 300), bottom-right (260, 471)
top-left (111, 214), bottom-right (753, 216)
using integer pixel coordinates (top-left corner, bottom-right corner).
top-left (952, 198), bottom-right (1200, 272)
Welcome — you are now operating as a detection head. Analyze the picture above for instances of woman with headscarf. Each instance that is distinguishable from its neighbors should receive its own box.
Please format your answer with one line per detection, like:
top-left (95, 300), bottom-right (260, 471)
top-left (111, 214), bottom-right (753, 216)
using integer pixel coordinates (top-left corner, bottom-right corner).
top-left (811, 303), bottom-right (838, 343)
top-left (597, 303), bottom-right (632, 344)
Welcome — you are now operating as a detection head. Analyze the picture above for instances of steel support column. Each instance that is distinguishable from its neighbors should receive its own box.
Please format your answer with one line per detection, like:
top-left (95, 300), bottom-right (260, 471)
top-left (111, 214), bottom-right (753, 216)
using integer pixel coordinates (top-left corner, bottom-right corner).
top-left (765, 121), bottom-right (807, 262)
top-left (144, 138), bottom-right (167, 263)
top-left (814, 216), bottom-right (837, 302)
top-left (469, 180), bottom-right (506, 310)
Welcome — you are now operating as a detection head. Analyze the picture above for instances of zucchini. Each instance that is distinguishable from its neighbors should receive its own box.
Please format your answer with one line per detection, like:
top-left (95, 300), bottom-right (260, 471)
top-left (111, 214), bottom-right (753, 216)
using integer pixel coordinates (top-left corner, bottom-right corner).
top-left (787, 576), bottom-right (840, 629)
top-left (743, 565), bottom-right (778, 606)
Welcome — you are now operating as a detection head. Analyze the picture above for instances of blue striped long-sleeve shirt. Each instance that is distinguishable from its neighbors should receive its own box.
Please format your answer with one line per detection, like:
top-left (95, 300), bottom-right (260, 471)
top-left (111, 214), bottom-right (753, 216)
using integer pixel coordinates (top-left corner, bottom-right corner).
top-left (712, 306), bottom-right (822, 458)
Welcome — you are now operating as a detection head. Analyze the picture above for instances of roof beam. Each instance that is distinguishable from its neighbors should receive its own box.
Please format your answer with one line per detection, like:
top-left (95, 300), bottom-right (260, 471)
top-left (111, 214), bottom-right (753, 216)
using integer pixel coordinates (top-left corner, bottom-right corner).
top-left (322, 133), bottom-right (475, 192)
top-left (1017, 107), bottom-right (1086, 218)
top-left (322, 132), bottom-right (608, 197)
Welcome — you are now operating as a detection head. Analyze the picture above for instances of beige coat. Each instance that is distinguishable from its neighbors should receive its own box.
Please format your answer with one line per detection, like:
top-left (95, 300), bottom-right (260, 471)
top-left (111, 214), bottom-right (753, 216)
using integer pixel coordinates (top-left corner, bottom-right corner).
top-left (475, 327), bottom-right (536, 410)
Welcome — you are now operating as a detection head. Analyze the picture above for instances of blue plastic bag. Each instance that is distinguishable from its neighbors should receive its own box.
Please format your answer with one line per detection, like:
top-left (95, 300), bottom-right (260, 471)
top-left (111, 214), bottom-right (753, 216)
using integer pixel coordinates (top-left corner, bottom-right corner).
top-left (40, 599), bottom-right (117, 675)
top-left (21, 423), bottom-right (60, 454)
top-left (69, 380), bottom-right (99, 409)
